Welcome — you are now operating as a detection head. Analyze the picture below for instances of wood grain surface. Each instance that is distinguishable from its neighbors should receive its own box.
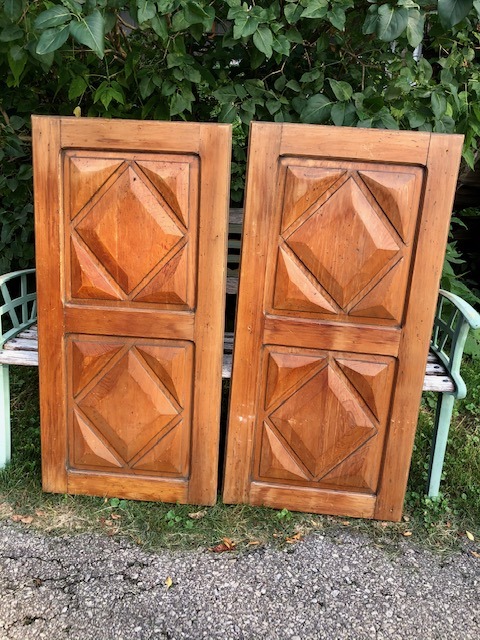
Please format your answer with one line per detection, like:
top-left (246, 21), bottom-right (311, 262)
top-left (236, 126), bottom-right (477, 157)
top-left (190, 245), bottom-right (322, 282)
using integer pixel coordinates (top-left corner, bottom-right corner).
top-left (33, 116), bottom-right (231, 505)
top-left (223, 122), bottom-right (463, 521)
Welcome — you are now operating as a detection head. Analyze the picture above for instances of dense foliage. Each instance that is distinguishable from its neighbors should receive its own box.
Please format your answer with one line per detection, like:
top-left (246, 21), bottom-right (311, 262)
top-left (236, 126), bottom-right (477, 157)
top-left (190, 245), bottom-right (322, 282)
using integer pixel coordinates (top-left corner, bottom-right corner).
top-left (1, 0), bottom-right (479, 300)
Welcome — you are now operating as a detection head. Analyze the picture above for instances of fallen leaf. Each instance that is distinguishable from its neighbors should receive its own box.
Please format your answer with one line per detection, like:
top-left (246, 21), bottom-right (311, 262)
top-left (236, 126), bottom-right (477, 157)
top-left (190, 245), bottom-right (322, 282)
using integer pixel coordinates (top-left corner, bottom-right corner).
top-left (403, 515), bottom-right (410, 522)
top-left (466, 531), bottom-right (475, 542)
top-left (470, 551), bottom-right (480, 559)
top-left (11, 514), bottom-right (33, 524)
top-left (73, 106), bottom-right (82, 118)
top-left (165, 576), bottom-right (173, 590)
top-left (380, 522), bottom-right (390, 528)
top-left (210, 538), bottom-right (236, 553)
top-left (403, 531), bottom-right (413, 537)
top-left (248, 540), bottom-right (261, 546)
top-left (35, 510), bottom-right (46, 517)
top-left (104, 519), bottom-right (113, 526)
top-left (110, 513), bottom-right (121, 520)
top-left (222, 537), bottom-right (236, 550)
top-left (286, 532), bottom-right (303, 544)
top-left (188, 510), bottom-right (207, 520)
top-left (341, 521), bottom-right (350, 526)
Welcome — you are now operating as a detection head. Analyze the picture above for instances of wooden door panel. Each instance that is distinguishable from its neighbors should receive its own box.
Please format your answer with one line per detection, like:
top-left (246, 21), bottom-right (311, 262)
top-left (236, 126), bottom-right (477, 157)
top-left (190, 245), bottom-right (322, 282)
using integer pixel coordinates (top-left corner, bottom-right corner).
top-left (66, 151), bottom-right (196, 309)
top-left (68, 336), bottom-right (192, 478)
top-left (223, 123), bottom-right (462, 520)
top-left (33, 116), bottom-right (231, 505)
top-left (254, 347), bottom-right (395, 494)
top-left (269, 159), bottom-right (423, 324)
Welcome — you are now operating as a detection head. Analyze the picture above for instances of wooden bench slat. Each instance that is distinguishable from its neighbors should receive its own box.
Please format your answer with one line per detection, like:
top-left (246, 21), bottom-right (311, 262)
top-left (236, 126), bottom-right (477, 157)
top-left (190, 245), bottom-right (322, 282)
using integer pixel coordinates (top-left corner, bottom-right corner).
top-left (425, 361), bottom-right (448, 375)
top-left (3, 337), bottom-right (39, 352)
top-left (422, 376), bottom-right (455, 392)
top-left (1, 329), bottom-right (455, 391)
top-left (0, 350), bottom-right (39, 366)
top-left (1, 321), bottom-right (457, 392)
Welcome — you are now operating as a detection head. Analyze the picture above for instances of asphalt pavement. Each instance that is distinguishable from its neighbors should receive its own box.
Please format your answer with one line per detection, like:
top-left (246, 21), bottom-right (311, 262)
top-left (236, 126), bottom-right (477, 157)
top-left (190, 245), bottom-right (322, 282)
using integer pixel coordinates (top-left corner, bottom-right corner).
top-left (0, 521), bottom-right (478, 639)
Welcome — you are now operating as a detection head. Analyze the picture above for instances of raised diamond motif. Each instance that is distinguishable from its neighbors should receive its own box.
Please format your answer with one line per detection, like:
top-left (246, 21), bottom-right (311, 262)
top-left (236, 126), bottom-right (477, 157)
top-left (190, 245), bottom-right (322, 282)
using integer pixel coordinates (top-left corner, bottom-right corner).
top-left (76, 165), bottom-right (183, 294)
top-left (286, 177), bottom-right (400, 308)
top-left (269, 365), bottom-right (376, 480)
top-left (78, 349), bottom-right (179, 463)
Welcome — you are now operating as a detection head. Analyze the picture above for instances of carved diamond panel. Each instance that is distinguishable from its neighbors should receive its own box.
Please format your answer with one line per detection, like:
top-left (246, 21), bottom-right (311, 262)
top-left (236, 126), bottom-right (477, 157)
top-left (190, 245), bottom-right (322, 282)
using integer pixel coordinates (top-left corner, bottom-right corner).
top-left (268, 365), bottom-right (376, 480)
top-left (76, 166), bottom-right (183, 294)
top-left (286, 177), bottom-right (400, 308)
top-left (70, 338), bottom-right (192, 475)
top-left (257, 348), bottom-right (395, 490)
top-left (272, 162), bottom-right (424, 322)
top-left (67, 154), bottom-right (195, 307)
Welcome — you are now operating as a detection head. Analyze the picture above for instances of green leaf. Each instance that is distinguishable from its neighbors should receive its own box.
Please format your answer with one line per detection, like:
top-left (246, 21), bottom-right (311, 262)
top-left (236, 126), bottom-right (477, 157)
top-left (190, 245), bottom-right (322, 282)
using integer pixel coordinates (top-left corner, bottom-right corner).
top-left (286, 79), bottom-right (301, 92)
top-left (329, 79), bottom-right (352, 101)
top-left (301, 0), bottom-right (329, 20)
top-left (438, 0), bottom-right (473, 28)
top-left (94, 81), bottom-right (125, 110)
top-left (284, 3), bottom-right (303, 24)
top-left (184, 2), bottom-right (215, 29)
top-left (151, 15), bottom-right (168, 41)
top-left (300, 69), bottom-right (322, 83)
top-left (408, 111), bottom-right (426, 128)
top-left (377, 5), bottom-right (409, 41)
top-left (219, 103), bottom-right (238, 123)
top-left (68, 76), bottom-right (88, 100)
top-left (431, 93), bottom-right (447, 119)
top-left (34, 6), bottom-right (71, 30)
top-left (7, 45), bottom-right (27, 85)
top-left (170, 92), bottom-right (190, 116)
top-left (61, 0), bottom-right (82, 15)
top-left (69, 11), bottom-right (105, 59)
top-left (4, 0), bottom-right (23, 22)
top-left (36, 25), bottom-right (70, 55)
top-left (301, 94), bottom-right (333, 123)
top-left (363, 5), bottom-right (380, 35)
top-left (327, 7), bottom-right (347, 31)
top-left (285, 27), bottom-right (303, 44)
top-left (417, 58), bottom-right (433, 82)
top-left (0, 25), bottom-right (23, 42)
top-left (272, 34), bottom-right (291, 56)
top-left (233, 15), bottom-right (259, 39)
top-left (406, 9), bottom-right (425, 48)
top-left (375, 110), bottom-right (399, 129)
top-left (137, 1), bottom-right (157, 24)
top-left (331, 102), bottom-right (346, 126)
top-left (253, 27), bottom-right (273, 58)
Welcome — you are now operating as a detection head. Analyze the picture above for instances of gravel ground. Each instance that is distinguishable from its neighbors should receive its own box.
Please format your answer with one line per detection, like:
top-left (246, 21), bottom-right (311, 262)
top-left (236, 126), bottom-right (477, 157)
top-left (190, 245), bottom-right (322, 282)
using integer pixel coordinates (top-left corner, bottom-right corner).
top-left (0, 521), bottom-right (478, 640)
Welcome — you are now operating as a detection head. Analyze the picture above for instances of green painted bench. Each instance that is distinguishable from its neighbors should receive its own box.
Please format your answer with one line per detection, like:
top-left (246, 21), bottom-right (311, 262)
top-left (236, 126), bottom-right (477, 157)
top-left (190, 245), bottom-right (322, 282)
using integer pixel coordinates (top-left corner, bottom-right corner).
top-left (1, 212), bottom-right (479, 498)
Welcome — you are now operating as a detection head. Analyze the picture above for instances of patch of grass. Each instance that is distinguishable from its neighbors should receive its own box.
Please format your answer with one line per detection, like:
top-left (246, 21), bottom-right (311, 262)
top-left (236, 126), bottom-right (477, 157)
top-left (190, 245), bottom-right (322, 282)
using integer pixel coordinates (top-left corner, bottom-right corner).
top-left (405, 358), bottom-right (480, 546)
top-left (0, 361), bottom-right (479, 553)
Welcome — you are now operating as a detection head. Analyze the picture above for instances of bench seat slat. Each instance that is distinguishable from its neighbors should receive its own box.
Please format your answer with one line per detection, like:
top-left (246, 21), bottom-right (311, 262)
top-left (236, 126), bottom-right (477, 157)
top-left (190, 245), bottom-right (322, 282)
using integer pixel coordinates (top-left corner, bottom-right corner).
top-left (1, 326), bottom-right (456, 392)
top-left (3, 337), bottom-right (39, 352)
top-left (0, 350), bottom-right (39, 366)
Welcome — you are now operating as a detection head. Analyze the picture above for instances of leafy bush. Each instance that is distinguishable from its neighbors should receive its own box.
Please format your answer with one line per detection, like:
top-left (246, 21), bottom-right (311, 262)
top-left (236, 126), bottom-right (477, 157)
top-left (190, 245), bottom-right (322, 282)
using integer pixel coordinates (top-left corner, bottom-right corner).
top-left (1, 0), bottom-right (480, 284)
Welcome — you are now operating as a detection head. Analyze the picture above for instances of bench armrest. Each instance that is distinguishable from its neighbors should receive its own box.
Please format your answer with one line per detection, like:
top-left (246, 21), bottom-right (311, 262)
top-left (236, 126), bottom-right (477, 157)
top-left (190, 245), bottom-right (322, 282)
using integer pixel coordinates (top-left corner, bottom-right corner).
top-left (0, 269), bottom-right (37, 348)
top-left (430, 289), bottom-right (480, 399)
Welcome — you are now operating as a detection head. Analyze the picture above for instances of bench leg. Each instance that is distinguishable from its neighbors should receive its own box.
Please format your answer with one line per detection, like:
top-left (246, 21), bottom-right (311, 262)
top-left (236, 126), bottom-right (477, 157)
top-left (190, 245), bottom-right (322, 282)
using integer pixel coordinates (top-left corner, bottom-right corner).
top-left (0, 363), bottom-right (11, 469)
top-left (427, 392), bottom-right (455, 498)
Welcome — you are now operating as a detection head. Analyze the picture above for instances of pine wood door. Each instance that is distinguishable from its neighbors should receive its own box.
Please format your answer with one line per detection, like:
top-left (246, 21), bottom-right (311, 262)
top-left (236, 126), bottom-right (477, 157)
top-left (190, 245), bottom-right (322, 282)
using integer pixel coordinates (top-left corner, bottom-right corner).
top-left (33, 116), bottom-right (231, 505)
top-left (223, 123), bottom-right (462, 521)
